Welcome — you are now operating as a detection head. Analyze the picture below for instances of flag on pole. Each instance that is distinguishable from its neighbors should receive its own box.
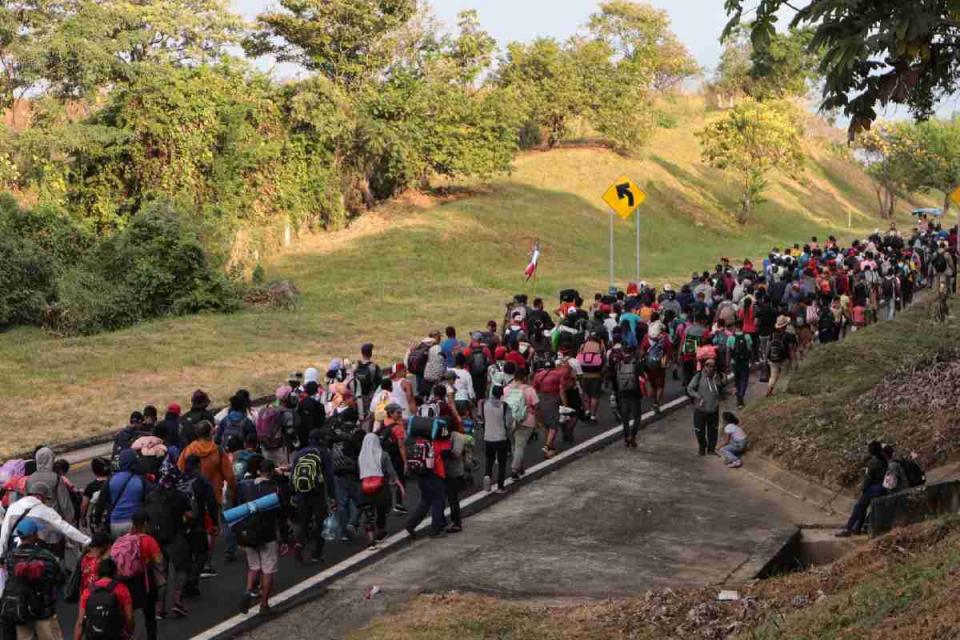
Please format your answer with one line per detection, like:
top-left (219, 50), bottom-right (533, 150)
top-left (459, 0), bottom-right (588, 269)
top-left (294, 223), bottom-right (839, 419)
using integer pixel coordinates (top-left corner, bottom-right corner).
top-left (524, 240), bottom-right (541, 282)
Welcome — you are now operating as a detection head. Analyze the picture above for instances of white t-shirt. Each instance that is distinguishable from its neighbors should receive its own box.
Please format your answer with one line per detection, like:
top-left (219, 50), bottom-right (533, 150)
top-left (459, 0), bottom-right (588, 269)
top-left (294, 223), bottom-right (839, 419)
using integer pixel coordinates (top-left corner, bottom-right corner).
top-left (724, 423), bottom-right (747, 442)
top-left (452, 368), bottom-right (475, 402)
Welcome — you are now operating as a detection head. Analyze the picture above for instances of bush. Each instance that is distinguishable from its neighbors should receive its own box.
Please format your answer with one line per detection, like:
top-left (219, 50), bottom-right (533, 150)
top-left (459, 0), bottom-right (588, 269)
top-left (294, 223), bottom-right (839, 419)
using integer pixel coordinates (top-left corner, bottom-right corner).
top-left (0, 237), bottom-right (56, 328)
top-left (518, 120), bottom-right (544, 150)
top-left (46, 200), bottom-right (242, 335)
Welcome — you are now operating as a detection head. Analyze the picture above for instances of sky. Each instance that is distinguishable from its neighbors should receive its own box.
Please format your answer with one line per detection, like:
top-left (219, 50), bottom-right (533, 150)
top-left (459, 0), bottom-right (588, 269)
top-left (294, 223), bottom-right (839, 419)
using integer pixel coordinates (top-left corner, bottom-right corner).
top-left (231, 0), bottom-right (731, 78)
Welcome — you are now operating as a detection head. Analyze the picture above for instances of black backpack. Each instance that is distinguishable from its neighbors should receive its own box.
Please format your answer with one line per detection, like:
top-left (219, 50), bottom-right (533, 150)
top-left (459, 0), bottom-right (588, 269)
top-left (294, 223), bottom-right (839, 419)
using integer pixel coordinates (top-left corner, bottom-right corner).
top-left (732, 333), bottom-right (751, 363)
top-left (767, 335), bottom-right (787, 363)
top-left (354, 362), bottom-right (378, 396)
top-left (82, 580), bottom-right (124, 640)
top-left (469, 349), bottom-right (488, 376)
top-left (144, 488), bottom-right (181, 545)
top-left (882, 277), bottom-right (895, 299)
top-left (934, 253), bottom-right (948, 273)
top-left (898, 458), bottom-right (926, 488)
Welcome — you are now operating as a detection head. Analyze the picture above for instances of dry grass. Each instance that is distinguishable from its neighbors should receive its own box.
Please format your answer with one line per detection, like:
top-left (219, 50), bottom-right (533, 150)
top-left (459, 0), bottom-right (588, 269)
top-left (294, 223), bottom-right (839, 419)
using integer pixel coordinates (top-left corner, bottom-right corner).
top-left (0, 95), bottom-right (926, 456)
top-left (349, 517), bottom-right (960, 640)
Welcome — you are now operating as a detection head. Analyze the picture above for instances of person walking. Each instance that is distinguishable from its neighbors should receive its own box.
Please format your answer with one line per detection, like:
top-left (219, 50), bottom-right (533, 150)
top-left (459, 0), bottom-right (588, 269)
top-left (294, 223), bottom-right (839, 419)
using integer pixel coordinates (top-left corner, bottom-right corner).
top-left (289, 429), bottom-right (336, 563)
top-left (3, 519), bottom-right (64, 640)
top-left (726, 319), bottom-right (753, 408)
top-left (75, 558), bottom-right (135, 640)
top-left (481, 386), bottom-right (512, 493)
top-left (112, 510), bottom-right (164, 640)
top-left (505, 369), bottom-right (539, 480)
top-left (614, 348), bottom-right (644, 448)
top-left (687, 358), bottom-right (721, 456)
top-left (237, 458), bottom-right (287, 616)
top-left (358, 432), bottom-right (401, 547)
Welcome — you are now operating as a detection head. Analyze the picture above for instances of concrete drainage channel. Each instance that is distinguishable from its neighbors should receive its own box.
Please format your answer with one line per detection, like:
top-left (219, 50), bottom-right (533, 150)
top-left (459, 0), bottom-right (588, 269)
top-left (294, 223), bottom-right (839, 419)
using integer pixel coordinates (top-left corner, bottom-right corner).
top-left (725, 526), bottom-right (861, 585)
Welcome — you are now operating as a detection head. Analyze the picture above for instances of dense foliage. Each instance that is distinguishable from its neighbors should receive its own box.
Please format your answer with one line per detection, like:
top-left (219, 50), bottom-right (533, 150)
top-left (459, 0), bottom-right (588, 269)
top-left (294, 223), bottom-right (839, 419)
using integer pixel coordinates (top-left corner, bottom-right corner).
top-left (723, 0), bottom-right (960, 138)
top-left (0, 0), bottom-right (700, 334)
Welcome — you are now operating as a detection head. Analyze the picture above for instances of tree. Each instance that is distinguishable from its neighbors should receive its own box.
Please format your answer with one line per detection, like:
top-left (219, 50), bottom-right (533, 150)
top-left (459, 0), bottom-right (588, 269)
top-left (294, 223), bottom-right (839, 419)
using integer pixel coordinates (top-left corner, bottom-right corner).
top-left (443, 9), bottom-right (496, 88)
top-left (723, 0), bottom-right (960, 137)
top-left (710, 26), bottom-right (819, 106)
top-left (245, 0), bottom-right (417, 92)
top-left (912, 119), bottom-right (960, 214)
top-left (587, 1), bottom-right (699, 92)
top-left (697, 98), bottom-right (804, 224)
top-left (853, 123), bottom-right (928, 220)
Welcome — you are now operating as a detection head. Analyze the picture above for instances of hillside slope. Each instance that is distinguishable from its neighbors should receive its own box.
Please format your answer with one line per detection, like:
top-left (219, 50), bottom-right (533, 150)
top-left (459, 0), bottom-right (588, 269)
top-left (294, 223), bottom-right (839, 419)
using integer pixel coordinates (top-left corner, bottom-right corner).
top-left (0, 96), bottom-right (924, 453)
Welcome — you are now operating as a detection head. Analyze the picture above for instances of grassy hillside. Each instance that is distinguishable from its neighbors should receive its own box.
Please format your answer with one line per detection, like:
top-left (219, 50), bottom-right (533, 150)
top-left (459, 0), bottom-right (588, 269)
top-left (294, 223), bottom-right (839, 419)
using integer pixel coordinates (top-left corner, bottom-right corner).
top-left (348, 516), bottom-right (960, 640)
top-left (0, 96), bottom-right (923, 454)
top-left (742, 295), bottom-right (960, 489)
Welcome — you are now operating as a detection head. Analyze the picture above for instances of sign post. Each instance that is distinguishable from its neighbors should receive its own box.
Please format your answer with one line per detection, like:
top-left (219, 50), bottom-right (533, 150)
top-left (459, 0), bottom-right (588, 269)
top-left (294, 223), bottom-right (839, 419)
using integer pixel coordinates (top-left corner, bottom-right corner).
top-left (602, 175), bottom-right (646, 288)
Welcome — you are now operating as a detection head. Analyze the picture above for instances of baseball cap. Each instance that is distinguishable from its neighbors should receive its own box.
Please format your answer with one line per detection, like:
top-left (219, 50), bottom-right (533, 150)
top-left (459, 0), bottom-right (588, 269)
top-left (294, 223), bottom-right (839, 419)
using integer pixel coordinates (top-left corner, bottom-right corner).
top-left (16, 518), bottom-right (40, 537)
top-left (166, 403), bottom-right (182, 416)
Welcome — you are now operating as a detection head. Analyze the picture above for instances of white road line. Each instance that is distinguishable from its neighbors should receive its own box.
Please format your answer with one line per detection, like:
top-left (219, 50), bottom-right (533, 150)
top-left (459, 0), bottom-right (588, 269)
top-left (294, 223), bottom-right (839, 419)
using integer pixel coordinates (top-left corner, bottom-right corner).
top-left (192, 392), bottom-right (693, 640)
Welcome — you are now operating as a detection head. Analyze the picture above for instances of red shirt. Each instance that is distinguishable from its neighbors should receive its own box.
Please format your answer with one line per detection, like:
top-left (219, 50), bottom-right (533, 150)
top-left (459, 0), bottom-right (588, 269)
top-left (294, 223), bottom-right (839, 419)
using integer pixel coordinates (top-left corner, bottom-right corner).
top-left (533, 368), bottom-right (569, 395)
top-left (79, 577), bottom-right (133, 615)
top-left (738, 307), bottom-right (757, 334)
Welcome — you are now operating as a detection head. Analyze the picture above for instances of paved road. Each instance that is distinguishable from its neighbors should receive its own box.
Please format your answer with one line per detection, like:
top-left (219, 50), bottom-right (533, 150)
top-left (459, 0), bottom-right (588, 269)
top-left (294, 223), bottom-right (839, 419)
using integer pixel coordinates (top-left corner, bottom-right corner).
top-left (56, 370), bottom-right (693, 639)
top-left (240, 380), bottom-right (843, 640)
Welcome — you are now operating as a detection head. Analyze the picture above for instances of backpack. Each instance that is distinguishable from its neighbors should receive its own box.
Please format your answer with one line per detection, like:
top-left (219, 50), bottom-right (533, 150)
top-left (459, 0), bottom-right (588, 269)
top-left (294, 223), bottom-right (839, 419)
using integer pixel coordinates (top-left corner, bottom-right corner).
top-left (646, 337), bottom-right (665, 369)
top-left (619, 320), bottom-right (637, 349)
top-left (280, 407), bottom-right (302, 449)
top-left (0, 548), bottom-right (47, 624)
top-left (175, 476), bottom-right (201, 529)
top-left (330, 441), bottom-right (358, 475)
top-left (406, 439), bottom-right (434, 475)
top-left (680, 326), bottom-right (703, 357)
top-left (82, 581), bottom-right (124, 640)
top-left (469, 349), bottom-right (488, 376)
top-left (256, 405), bottom-right (284, 449)
top-left (731, 334), bottom-right (750, 363)
top-left (818, 310), bottom-right (834, 333)
top-left (354, 362), bottom-right (378, 396)
top-left (767, 335), bottom-right (787, 363)
top-left (882, 277), bottom-right (895, 299)
top-left (417, 402), bottom-right (441, 419)
top-left (111, 533), bottom-right (145, 579)
top-left (898, 458), bottom-right (926, 488)
top-left (805, 304), bottom-right (819, 325)
top-left (852, 305), bottom-right (867, 326)
top-left (144, 489), bottom-right (180, 546)
top-left (232, 481), bottom-right (275, 547)
top-left (232, 449), bottom-right (256, 480)
top-left (504, 385), bottom-right (528, 424)
top-left (934, 253), bottom-right (948, 273)
top-left (292, 452), bottom-right (324, 494)
top-left (616, 360), bottom-right (639, 392)
top-left (577, 342), bottom-right (603, 373)
top-left (218, 416), bottom-right (245, 446)
top-left (407, 342), bottom-right (431, 375)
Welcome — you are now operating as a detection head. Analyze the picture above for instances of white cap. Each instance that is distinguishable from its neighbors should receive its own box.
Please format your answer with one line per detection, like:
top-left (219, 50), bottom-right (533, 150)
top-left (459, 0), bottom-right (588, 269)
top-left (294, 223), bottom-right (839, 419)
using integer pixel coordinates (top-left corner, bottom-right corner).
top-left (304, 367), bottom-right (320, 384)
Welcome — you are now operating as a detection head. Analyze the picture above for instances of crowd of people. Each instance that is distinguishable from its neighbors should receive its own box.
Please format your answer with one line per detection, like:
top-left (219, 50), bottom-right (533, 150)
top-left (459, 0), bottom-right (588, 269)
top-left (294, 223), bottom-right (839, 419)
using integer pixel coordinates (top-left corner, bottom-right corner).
top-left (0, 218), bottom-right (952, 639)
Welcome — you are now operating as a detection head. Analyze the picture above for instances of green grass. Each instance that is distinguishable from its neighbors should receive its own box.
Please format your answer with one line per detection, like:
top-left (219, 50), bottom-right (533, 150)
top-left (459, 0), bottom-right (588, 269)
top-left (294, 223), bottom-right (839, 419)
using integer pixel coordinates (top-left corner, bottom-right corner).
top-left (742, 298), bottom-right (960, 488)
top-left (0, 95), bottom-right (928, 455)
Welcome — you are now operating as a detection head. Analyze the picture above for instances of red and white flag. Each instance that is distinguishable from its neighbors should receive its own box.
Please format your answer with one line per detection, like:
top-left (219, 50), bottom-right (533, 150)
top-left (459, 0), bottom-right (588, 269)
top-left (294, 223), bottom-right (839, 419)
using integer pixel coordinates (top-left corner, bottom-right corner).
top-left (524, 240), bottom-right (541, 282)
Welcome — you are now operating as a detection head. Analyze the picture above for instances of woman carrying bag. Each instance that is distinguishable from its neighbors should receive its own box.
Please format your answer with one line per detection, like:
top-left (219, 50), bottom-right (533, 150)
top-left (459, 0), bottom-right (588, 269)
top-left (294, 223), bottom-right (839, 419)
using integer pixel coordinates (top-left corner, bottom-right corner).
top-left (358, 433), bottom-right (403, 547)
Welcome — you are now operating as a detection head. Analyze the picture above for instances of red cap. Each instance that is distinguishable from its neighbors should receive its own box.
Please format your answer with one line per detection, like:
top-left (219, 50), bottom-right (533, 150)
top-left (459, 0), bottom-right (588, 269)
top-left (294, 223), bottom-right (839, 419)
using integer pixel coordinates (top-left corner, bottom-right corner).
top-left (166, 402), bottom-right (182, 416)
top-left (626, 282), bottom-right (639, 295)
top-left (494, 346), bottom-right (507, 359)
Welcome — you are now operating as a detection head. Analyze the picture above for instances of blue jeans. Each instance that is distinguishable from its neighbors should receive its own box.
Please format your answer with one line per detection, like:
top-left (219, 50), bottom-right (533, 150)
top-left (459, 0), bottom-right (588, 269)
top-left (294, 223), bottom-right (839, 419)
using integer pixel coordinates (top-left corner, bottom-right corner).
top-left (720, 439), bottom-right (748, 463)
top-left (845, 483), bottom-right (887, 532)
top-left (335, 476), bottom-right (363, 533)
top-left (406, 472), bottom-right (447, 534)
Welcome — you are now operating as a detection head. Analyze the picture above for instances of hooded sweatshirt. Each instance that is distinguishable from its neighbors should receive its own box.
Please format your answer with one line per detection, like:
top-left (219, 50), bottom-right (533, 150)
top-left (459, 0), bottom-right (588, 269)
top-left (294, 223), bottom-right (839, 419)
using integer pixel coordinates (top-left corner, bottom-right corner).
top-left (25, 447), bottom-right (75, 524)
top-left (177, 439), bottom-right (236, 505)
top-left (215, 411), bottom-right (255, 447)
top-left (105, 449), bottom-right (148, 524)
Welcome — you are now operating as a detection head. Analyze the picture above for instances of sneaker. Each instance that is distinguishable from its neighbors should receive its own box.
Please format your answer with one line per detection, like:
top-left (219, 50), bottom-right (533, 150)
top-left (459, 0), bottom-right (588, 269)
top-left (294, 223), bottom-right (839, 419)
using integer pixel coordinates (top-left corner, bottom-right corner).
top-left (510, 472), bottom-right (521, 481)
top-left (494, 488), bottom-right (508, 494)
top-left (428, 529), bottom-right (448, 539)
top-left (405, 526), bottom-right (417, 540)
top-left (310, 552), bottom-right (324, 564)
top-left (200, 566), bottom-right (218, 579)
top-left (393, 504), bottom-right (408, 514)
top-left (447, 524), bottom-right (463, 534)
top-left (729, 460), bottom-right (743, 468)
top-left (482, 475), bottom-right (492, 492)
top-left (239, 591), bottom-right (255, 615)
top-left (834, 530), bottom-right (852, 538)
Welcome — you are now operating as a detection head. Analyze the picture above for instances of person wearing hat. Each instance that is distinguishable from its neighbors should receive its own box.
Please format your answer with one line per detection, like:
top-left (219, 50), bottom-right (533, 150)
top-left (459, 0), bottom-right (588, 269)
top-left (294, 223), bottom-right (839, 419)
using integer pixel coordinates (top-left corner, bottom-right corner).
top-left (290, 429), bottom-right (336, 563)
top-left (180, 390), bottom-right (215, 448)
top-left (159, 403), bottom-right (183, 449)
top-left (0, 481), bottom-right (90, 555)
top-left (4, 518), bottom-right (64, 640)
top-left (380, 403), bottom-right (409, 513)
top-left (687, 358), bottom-right (721, 456)
top-left (766, 315), bottom-right (795, 396)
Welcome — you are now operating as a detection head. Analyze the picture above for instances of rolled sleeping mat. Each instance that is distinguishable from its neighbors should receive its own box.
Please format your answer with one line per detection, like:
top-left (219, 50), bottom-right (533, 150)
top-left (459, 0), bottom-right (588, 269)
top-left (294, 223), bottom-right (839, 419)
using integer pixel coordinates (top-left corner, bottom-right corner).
top-left (223, 491), bottom-right (280, 526)
top-left (405, 417), bottom-right (450, 440)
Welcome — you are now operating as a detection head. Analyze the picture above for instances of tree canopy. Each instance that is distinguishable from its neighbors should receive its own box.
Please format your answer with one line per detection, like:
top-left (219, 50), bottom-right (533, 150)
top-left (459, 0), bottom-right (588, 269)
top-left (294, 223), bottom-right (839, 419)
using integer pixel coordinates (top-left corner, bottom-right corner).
top-left (723, 0), bottom-right (960, 137)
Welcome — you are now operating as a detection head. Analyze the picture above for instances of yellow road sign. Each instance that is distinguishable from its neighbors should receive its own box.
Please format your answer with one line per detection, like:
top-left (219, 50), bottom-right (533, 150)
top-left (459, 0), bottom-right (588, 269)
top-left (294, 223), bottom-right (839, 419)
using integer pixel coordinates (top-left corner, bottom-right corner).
top-left (950, 185), bottom-right (960, 207)
top-left (602, 175), bottom-right (646, 219)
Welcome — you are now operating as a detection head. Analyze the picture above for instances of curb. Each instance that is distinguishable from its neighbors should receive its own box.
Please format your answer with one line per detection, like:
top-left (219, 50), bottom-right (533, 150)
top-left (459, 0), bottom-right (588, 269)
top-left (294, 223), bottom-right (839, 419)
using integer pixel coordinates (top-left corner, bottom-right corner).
top-left (192, 392), bottom-right (697, 640)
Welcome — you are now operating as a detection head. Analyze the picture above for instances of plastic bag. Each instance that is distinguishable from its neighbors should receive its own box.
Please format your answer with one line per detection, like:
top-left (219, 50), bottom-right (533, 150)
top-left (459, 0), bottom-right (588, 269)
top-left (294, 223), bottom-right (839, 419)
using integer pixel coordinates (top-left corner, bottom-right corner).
top-left (321, 513), bottom-right (341, 541)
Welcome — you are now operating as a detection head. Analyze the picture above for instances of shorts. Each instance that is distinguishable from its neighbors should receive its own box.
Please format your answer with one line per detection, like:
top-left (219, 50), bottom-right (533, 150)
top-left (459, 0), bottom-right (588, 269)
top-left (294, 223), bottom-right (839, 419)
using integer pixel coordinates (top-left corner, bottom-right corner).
top-left (539, 394), bottom-right (561, 428)
top-left (581, 376), bottom-right (603, 399)
top-left (245, 541), bottom-right (279, 575)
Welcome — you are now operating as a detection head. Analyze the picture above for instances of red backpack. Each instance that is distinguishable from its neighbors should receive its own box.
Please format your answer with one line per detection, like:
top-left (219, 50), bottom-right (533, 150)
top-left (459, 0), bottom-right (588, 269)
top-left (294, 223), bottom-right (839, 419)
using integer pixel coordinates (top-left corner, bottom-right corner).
top-left (111, 534), bottom-right (144, 580)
